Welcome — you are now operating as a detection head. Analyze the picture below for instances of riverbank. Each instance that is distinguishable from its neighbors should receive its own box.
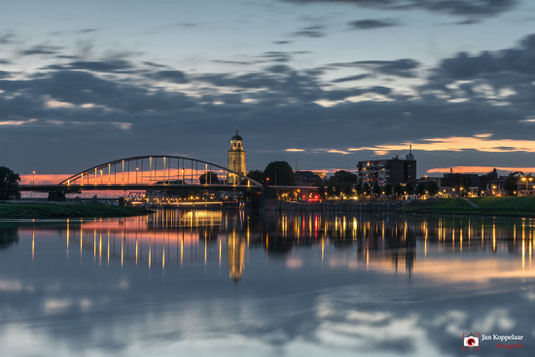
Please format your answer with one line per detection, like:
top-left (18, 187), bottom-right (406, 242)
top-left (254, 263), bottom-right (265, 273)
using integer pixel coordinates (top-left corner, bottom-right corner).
top-left (401, 197), bottom-right (535, 217)
top-left (273, 200), bottom-right (404, 212)
top-left (0, 202), bottom-right (153, 219)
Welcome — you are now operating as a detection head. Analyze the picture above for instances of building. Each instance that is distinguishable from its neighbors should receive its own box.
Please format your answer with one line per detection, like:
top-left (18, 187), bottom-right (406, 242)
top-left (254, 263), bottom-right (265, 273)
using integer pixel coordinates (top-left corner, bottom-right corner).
top-left (357, 148), bottom-right (416, 186)
top-left (440, 173), bottom-right (480, 189)
top-left (227, 130), bottom-right (246, 184)
top-left (294, 171), bottom-right (323, 186)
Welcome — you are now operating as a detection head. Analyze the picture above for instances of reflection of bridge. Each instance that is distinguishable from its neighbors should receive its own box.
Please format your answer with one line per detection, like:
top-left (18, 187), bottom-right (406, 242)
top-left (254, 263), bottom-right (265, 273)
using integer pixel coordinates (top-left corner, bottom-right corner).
top-left (20, 155), bottom-right (263, 199)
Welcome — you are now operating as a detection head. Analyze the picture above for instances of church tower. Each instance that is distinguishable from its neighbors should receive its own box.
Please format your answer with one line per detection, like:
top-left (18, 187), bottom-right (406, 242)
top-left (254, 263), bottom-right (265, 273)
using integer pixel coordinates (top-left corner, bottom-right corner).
top-left (227, 130), bottom-right (246, 184)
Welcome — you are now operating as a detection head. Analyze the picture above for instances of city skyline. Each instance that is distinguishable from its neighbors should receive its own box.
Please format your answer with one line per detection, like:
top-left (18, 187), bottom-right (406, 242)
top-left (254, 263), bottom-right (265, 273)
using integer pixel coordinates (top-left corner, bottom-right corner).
top-left (2, 0), bottom-right (535, 177)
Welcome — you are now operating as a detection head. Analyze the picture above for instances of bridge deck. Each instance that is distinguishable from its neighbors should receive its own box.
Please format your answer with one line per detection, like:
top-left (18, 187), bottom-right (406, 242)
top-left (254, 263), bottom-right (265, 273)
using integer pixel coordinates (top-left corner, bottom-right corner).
top-left (19, 184), bottom-right (317, 192)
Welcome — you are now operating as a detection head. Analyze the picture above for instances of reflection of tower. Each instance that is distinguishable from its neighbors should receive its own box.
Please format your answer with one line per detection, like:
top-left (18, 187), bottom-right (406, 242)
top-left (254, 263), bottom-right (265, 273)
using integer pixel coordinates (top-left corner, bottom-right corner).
top-left (227, 130), bottom-right (246, 184)
top-left (227, 233), bottom-right (245, 282)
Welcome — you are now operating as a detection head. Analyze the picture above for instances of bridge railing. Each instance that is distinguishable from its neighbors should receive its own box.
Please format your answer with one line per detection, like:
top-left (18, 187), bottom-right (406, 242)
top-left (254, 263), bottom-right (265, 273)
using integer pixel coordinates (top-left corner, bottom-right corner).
top-left (58, 155), bottom-right (261, 188)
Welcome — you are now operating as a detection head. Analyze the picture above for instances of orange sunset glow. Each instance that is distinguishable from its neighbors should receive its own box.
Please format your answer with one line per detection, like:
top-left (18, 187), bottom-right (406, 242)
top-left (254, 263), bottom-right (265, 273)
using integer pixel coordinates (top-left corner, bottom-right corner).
top-left (427, 166), bottom-right (535, 174)
top-left (348, 133), bottom-right (535, 155)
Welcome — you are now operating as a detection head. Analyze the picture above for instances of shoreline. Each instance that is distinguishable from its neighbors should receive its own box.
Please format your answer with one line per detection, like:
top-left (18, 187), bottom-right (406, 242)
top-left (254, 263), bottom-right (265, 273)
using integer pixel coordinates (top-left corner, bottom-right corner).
top-left (274, 197), bottom-right (535, 218)
top-left (0, 202), bottom-right (153, 219)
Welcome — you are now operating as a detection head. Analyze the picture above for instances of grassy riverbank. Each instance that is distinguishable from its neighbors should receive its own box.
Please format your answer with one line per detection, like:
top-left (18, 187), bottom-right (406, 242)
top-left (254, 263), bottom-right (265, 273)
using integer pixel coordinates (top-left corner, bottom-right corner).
top-left (0, 202), bottom-right (152, 219)
top-left (401, 197), bottom-right (535, 217)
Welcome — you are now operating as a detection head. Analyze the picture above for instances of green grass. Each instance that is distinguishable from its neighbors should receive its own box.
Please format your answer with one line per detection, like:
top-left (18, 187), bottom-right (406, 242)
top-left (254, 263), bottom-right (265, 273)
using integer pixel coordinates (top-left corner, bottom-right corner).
top-left (0, 202), bottom-right (152, 219)
top-left (400, 197), bottom-right (535, 217)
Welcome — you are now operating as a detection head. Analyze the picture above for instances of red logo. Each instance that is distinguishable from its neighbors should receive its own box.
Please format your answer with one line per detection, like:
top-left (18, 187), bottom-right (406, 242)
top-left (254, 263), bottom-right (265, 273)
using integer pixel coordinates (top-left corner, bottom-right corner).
top-left (463, 333), bottom-right (480, 351)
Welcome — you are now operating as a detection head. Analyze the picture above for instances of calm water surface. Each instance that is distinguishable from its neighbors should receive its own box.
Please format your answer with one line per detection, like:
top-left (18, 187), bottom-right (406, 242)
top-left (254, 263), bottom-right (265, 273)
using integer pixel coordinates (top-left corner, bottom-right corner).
top-left (1, 210), bottom-right (534, 356)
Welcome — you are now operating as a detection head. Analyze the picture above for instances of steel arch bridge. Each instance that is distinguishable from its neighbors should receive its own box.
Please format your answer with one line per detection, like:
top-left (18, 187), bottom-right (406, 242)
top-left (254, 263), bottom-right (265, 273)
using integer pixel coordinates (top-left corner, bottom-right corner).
top-left (23, 155), bottom-right (263, 193)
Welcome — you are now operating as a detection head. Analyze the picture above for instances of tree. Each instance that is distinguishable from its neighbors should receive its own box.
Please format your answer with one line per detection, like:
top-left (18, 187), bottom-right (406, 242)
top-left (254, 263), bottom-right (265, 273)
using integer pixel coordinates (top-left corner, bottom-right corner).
top-left (264, 161), bottom-right (295, 185)
top-left (247, 169), bottom-right (264, 184)
top-left (199, 171), bottom-right (220, 184)
top-left (504, 172), bottom-right (522, 195)
top-left (427, 181), bottom-right (439, 196)
top-left (0, 166), bottom-right (21, 200)
top-left (383, 184), bottom-right (392, 196)
top-left (485, 168), bottom-right (499, 181)
top-left (362, 183), bottom-right (370, 196)
top-left (405, 182), bottom-right (415, 195)
top-left (329, 170), bottom-right (357, 198)
top-left (416, 181), bottom-right (440, 197)
top-left (393, 183), bottom-right (404, 197)
top-left (372, 182), bottom-right (381, 197)
top-left (415, 184), bottom-right (425, 196)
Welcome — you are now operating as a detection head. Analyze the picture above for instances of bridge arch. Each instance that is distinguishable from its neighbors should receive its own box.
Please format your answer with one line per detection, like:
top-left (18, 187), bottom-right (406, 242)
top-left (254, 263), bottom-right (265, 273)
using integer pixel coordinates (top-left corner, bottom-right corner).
top-left (58, 155), bottom-right (262, 188)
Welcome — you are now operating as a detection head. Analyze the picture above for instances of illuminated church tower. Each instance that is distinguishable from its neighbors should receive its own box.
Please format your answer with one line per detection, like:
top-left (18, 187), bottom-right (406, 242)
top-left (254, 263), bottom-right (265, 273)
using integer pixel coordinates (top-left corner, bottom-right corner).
top-left (227, 130), bottom-right (246, 184)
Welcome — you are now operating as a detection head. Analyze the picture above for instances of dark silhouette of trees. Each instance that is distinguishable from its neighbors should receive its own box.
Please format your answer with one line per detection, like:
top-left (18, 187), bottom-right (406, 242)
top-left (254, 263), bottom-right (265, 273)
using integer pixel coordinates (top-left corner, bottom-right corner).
top-left (415, 182), bottom-right (438, 196)
top-left (0, 166), bottom-right (21, 200)
top-left (405, 182), bottom-right (415, 195)
top-left (485, 168), bottom-right (499, 180)
top-left (246, 170), bottom-right (264, 184)
top-left (504, 171), bottom-right (523, 195)
top-left (415, 184), bottom-right (424, 196)
top-left (328, 170), bottom-right (357, 197)
top-left (427, 181), bottom-right (439, 196)
top-left (264, 161), bottom-right (295, 185)
top-left (393, 183), bottom-right (403, 197)
top-left (372, 182), bottom-right (381, 197)
top-left (383, 184), bottom-right (392, 196)
top-left (362, 183), bottom-right (371, 196)
top-left (199, 171), bottom-right (220, 184)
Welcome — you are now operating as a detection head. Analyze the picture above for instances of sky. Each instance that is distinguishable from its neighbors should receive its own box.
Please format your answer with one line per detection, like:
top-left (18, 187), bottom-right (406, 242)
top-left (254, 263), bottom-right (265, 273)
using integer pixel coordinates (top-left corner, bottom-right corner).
top-left (1, 0), bottom-right (535, 178)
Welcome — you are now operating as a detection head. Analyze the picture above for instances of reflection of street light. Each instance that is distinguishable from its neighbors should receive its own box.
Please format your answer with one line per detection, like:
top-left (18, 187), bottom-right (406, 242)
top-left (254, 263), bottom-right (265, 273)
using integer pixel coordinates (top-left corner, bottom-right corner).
top-left (31, 171), bottom-right (36, 199)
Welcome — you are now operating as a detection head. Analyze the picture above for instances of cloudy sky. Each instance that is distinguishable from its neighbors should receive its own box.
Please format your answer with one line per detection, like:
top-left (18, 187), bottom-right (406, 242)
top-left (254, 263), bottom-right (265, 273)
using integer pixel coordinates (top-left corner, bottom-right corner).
top-left (1, 0), bottom-right (535, 177)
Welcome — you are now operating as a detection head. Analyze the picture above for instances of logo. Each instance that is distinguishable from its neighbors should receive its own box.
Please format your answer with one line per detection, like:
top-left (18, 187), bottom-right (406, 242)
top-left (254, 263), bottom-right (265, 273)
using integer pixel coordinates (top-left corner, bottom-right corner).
top-left (463, 333), bottom-right (480, 351)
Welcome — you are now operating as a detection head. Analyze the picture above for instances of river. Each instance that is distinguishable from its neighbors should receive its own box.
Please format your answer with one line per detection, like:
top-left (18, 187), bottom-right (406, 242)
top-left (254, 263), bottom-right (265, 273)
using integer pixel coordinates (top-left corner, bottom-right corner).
top-left (0, 210), bottom-right (533, 356)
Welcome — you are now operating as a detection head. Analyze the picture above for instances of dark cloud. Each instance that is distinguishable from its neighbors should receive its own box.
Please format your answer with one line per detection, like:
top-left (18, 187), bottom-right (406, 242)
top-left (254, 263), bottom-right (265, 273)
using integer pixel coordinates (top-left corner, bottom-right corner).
top-left (290, 24), bottom-right (326, 38)
top-left (46, 59), bottom-right (135, 73)
top-left (20, 44), bottom-right (62, 56)
top-left (144, 70), bottom-right (189, 83)
top-left (3, 34), bottom-right (535, 174)
top-left (0, 71), bottom-right (12, 78)
top-left (329, 58), bottom-right (420, 77)
top-left (273, 40), bottom-right (292, 45)
top-left (142, 61), bottom-right (168, 68)
top-left (281, 0), bottom-right (517, 19)
top-left (453, 18), bottom-right (480, 25)
top-left (432, 34), bottom-right (535, 80)
top-left (0, 32), bottom-right (15, 44)
top-left (258, 51), bottom-right (293, 63)
top-left (212, 59), bottom-right (260, 66)
top-left (331, 74), bottom-right (370, 83)
top-left (77, 28), bottom-right (98, 34)
top-left (178, 22), bottom-right (198, 27)
top-left (0, 59), bottom-right (11, 64)
top-left (266, 64), bottom-right (293, 73)
top-left (348, 18), bottom-right (400, 30)
top-left (422, 33), bottom-right (535, 111)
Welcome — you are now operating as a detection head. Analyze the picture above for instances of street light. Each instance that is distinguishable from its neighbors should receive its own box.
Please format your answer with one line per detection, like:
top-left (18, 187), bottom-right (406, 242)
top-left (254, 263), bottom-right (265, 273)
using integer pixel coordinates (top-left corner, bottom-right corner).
top-left (521, 176), bottom-right (533, 194)
top-left (32, 171), bottom-right (36, 185)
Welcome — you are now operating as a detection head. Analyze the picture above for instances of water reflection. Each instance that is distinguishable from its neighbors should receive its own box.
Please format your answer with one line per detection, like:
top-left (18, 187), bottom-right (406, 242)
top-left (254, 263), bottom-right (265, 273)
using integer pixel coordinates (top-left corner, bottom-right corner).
top-left (1, 210), bottom-right (535, 356)
top-left (12, 210), bottom-right (535, 282)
